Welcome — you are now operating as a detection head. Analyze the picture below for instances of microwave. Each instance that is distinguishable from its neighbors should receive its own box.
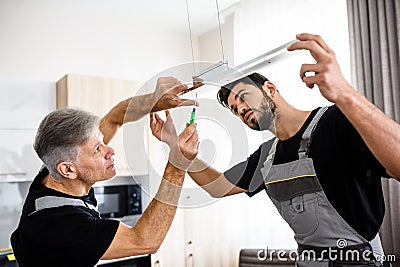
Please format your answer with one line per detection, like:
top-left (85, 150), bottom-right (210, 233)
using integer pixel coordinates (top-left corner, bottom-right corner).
top-left (93, 175), bottom-right (149, 220)
top-left (94, 184), bottom-right (142, 218)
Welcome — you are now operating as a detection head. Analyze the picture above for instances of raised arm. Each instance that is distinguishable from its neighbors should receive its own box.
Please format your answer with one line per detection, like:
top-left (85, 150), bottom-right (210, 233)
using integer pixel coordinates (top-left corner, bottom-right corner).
top-left (101, 122), bottom-right (199, 259)
top-left (149, 110), bottom-right (246, 198)
top-left (100, 77), bottom-right (200, 144)
top-left (288, 33), bottom-right (400, 180)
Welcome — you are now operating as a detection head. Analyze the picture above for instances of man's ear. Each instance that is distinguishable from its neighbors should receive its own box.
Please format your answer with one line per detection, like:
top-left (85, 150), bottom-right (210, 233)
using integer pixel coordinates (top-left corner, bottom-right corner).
top-left (262, 81), bottom-right (277, 98)
top-left (57, 162), bottom-right (78, 180)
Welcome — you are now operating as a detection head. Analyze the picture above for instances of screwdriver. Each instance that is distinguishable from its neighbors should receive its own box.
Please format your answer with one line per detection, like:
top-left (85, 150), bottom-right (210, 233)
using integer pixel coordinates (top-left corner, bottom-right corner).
top-left (189, 93), bottom-right (197, 124)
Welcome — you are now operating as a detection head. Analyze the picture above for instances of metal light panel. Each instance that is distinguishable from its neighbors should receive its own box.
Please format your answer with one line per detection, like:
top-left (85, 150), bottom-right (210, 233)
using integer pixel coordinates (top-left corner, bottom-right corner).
top-left (193, 39), bottom-right (299, 86)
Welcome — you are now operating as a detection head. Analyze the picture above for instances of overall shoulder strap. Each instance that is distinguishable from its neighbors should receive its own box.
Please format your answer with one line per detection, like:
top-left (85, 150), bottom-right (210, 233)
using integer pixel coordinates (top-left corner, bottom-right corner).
top-left (260, 137), bottom-right (279, 179)
top-left (299, 106), bottom-right (329, 159)
top-left (29, 196), bottom-right (98, 216)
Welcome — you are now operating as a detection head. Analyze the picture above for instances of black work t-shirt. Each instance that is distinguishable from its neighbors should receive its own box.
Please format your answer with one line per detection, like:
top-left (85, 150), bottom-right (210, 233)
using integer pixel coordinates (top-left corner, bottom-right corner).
top-left (224, 106), bottom-right (389, 241)
top-left (10, 167), bottom-right (120, 267)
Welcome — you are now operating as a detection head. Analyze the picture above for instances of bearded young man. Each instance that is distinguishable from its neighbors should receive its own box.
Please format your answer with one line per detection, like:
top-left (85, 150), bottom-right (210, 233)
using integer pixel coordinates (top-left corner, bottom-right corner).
top-left (151, 34), bottom-right (400, 266)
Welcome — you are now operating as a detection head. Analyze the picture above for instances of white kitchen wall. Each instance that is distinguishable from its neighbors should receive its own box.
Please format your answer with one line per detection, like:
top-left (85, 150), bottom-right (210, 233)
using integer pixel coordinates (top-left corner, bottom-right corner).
top-left (0, 0), bottom-right (198, 82)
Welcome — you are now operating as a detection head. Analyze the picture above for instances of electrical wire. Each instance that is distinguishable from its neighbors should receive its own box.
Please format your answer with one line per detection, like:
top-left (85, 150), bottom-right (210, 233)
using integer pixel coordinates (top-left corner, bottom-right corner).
top-left (215, 0), bottom-right (225, 62)
top-left (185, 0), bottom-right (196, 75)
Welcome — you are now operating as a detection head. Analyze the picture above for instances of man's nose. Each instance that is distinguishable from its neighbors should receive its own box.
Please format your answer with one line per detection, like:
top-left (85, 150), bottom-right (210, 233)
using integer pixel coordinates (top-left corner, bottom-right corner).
top-left (238, 104), bottom-right (248, 117)
top-left (105, 145), bottom-right (115, 159)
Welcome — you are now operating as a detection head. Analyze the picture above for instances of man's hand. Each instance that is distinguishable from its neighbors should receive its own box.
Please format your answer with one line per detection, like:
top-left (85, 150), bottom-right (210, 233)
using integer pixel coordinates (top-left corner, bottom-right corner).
top-left (151, 77), bottom-right (202, 112)
top-left (287, 33), bottom-right (353, 104)
top-left (170, 123), bottom-right (199, 170)
top-left (152, 116), bottom-right (198, 171)
top-left (150, 110), bottom-right (178, 147)
top-left (173, 123), bottom-right (199, 161)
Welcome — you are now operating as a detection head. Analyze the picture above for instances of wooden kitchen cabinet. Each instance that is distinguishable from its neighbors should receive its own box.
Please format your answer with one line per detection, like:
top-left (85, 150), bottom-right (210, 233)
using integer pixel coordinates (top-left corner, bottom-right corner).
top-left (56, 74), bottom-right (148, 176)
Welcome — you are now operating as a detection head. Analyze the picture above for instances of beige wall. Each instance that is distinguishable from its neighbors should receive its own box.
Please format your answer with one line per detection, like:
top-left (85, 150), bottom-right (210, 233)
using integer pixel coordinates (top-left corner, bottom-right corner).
top-left (198, 14), bottom-right (234, 65)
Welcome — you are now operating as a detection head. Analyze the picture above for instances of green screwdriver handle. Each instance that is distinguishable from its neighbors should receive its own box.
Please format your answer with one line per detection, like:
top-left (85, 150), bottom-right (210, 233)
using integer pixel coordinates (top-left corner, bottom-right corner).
top-left (189, 108), bottom-right (196, 124)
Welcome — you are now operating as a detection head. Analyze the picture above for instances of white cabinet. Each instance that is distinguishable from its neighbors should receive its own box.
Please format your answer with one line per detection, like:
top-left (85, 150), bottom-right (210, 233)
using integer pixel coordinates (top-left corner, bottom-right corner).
top-left (0, 79), bottom-right (56, 182)
top-left (56, 74), bottom-right (148, 176)
top-left (0, 80), bottom-right (56, 129)
top-left (0, 130), bottom-right (43, 182)
top-left (150, 210), bottom-right (186, 267)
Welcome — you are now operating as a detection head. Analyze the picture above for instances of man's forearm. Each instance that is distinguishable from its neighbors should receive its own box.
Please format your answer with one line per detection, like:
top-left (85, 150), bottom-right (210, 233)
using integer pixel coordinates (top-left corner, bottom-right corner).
top-left (336, 87), bottom-right (400, 180)
top-left (106, 93), bottom-right (155, 125)
top-left (188, 158), bottom-right (222, 187)
top-left (100, 93), bottom-right (155, 144)
top-left (129, 162), bottom-right (185, 251)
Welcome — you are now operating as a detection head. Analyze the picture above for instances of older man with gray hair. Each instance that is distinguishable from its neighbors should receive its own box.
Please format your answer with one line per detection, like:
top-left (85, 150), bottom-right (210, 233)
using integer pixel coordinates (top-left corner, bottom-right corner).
top-left (11, 77), bottom-right (200, 267)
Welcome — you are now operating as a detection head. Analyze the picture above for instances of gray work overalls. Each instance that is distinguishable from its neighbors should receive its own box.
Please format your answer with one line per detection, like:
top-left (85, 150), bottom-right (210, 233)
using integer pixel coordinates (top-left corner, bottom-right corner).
top-left (260, 107), bottom-right (383, 266)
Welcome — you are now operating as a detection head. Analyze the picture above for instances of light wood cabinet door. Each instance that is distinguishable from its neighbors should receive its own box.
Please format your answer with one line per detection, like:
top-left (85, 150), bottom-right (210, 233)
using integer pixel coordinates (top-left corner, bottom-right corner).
top-left (56, 74), bottom-right (148, 176)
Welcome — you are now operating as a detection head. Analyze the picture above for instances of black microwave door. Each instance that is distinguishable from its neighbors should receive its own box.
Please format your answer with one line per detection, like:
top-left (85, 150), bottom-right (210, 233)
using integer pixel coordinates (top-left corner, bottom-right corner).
top-left (94, 184), bottom-right (142, 218)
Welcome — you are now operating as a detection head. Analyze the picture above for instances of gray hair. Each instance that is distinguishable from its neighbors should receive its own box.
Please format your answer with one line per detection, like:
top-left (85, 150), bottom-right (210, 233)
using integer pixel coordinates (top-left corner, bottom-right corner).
top-left (34, 108), bottom-right (100, 179)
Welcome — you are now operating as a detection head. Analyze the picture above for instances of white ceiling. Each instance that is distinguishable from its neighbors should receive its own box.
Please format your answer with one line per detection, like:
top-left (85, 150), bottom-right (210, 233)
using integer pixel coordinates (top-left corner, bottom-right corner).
top-left (23, 0), bottom-right (241, 36)
top-left (131, 0), bottom-right (240, 35)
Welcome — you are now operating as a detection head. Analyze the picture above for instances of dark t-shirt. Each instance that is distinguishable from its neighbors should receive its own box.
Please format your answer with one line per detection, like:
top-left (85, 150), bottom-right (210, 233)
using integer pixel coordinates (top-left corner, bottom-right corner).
top-left (10, 167), bottom-right (120, 267)
top-left (224, 105), bottom-right (389, 241)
